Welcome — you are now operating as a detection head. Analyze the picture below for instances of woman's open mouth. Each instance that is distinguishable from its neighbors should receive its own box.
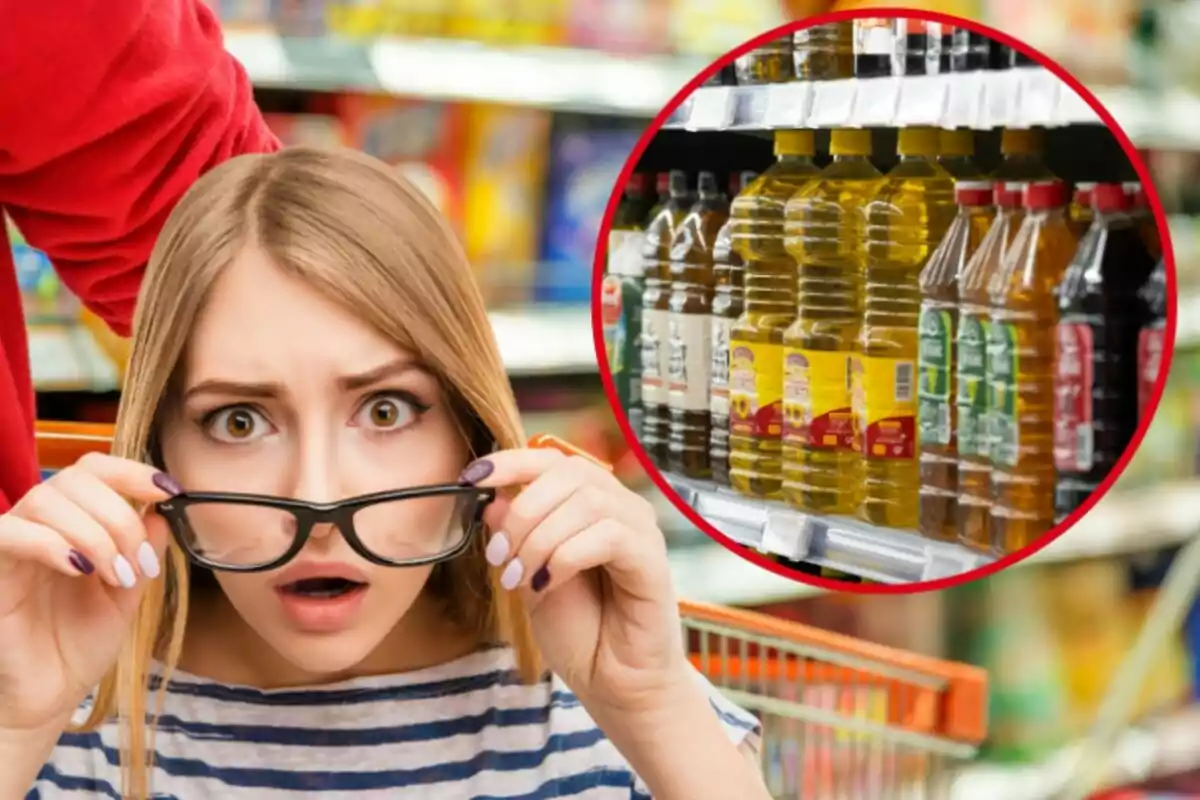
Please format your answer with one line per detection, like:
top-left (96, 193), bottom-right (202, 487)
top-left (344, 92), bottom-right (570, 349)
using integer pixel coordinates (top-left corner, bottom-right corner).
top-left (275, 572), bottom-right (370, 632)
top-left (282, 577), bottom-right (366, 599)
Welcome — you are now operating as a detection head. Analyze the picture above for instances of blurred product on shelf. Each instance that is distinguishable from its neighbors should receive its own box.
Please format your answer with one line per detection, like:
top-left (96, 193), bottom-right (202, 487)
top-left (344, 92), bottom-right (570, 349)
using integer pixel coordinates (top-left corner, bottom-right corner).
top-left (262, 112), bottom-right (346, 147)
top-left (939, 129), bottom-right (986, 180)
top-left (1067, 182), bottom-right (1097, 239)
top-left (536, 126), bottom-right (640, 303)
top-left (860, 126), bottom-right (955, 530)
top-left (950, 24), bottom-right (1011, 72)
top-left (461, 104), bottom-right (551, 306)
top-left (791, 21), bottom-right (853, 81)
top-left (989, 180), bottom-right (1076, 553)
top-left (1121, 347), bottom-right (1200, 490)
top-left (728, 130), bottom-right (819, 498)
top-left (918, 181), bottom-right (995, 542)
top-left (982, 0), bottom-right (1133, 84)
top-left (9, 217), bottom-right (72, 322)
top-left (735, 36), bottom-right (795, 85)
top-left (992, 128), bottom-right (1055, 182)
top-left (1138, 258), bottom-right (1167, 419)
top-left (892, 18), bottom-right (941, 76)
top-left (853, 16), bottom-right (894, 78)
top-left (666, 171), bottom-right (729, 478)
top-left (567, 0), bottom-right (670, 54)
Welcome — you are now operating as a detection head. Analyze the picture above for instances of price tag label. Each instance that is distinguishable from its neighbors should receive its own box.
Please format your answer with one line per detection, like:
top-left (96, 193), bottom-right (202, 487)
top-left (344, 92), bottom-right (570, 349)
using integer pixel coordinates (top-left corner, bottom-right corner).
top-left (853, 77), bottom-right (900, 127)
top-left (980, 70), bottom-right (1019, 129)
top-left (687, 87), bottom-right (734, 130)
top-left (897, 75), bottom-right (949, 126)
top-left (1016, 68), bottom-right (1059, 127)
top-left (762, 509), bottom-right (812, 561)
top-left (945, 71), bottom-right (983, 129)
top-left (730, 86), bottom-right (770, 129)
top-left (764, 83), bottom-right (811, 128)
top-left (810, 80), bottom-right (857, 127)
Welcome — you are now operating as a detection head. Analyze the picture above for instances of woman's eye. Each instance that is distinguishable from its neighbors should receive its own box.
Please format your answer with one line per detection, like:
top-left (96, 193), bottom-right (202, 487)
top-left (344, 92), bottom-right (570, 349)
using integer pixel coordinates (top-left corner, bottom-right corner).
top-left (357, 394), bottom-right (418, 431)
top-left (205, 407), bottom-right (271, 443)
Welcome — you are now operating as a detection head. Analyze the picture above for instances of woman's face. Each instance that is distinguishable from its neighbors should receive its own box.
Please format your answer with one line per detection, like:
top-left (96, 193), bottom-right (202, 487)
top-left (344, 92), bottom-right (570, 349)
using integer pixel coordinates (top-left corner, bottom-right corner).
top-left (159, 247), bottom-right (470, 676)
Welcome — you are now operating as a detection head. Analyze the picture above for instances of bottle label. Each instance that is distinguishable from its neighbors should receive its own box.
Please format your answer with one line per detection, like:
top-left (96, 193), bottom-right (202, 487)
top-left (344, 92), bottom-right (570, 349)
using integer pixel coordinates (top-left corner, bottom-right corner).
top-left (711, 317), bottom-right (733, 418)
top-left (856, 355), bottom-right (916, 459)
top-left (956, 313), bottom-right (989, 458)
top-left (783, 348), bottom-right (854, 450)
top-left (1054, 322), bottom-right (1095, 472)
top-left (855, 19), bottom-right (893, 56)
top-left (640, 308), bottom-right (668, 406)
top-left (988, 322), bottom-right (1019, 468)
top-left (730, 342), bottom-right (783, 439)
top-left (918, 308), bottom-right (953, 447)
top-left (1138, 324), bottom-right (1165, 418)
top-left (667, 313), bottom-right (711, 412)
top-left (600, 277), bottom-right (624, 379)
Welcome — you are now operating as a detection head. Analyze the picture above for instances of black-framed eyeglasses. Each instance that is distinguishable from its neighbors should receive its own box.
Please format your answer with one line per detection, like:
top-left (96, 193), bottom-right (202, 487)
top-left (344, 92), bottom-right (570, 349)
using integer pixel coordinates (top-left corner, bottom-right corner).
top-left (156, 484), bottom-right (495, 572)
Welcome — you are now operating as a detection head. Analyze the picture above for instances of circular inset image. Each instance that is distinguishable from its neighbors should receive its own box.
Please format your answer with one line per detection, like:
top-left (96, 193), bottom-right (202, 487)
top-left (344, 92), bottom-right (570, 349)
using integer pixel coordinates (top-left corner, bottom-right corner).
top-left (595, 10), bottom-right (1175, 592)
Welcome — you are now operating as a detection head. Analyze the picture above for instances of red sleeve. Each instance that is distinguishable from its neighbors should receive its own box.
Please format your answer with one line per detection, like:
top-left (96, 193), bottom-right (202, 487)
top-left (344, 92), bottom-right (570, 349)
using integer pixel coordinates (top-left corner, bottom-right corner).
top-left (0, 0), bottom-right (281, 336)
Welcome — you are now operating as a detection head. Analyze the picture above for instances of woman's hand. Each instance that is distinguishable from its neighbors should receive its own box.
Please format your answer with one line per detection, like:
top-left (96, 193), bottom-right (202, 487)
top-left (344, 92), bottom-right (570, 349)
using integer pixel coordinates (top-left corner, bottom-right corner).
top-left (463, 448), bottom-right (690, 715)
top-left (0, 453), bottom-right (176, 734)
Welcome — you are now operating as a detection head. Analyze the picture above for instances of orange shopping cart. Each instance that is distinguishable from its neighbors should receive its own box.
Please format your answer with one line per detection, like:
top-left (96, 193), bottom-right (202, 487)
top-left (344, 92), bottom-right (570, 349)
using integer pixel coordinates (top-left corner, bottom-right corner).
top-left (35, 421), bottom-right (990, 798)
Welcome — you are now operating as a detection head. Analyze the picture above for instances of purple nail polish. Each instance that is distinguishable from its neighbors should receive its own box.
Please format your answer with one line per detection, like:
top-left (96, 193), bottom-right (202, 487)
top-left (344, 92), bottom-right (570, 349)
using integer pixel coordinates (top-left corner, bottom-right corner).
top-left (68, 549), bottom-right (95, 576)
top-left (459, 459), bottom-right (494, 485)
top-left (153, 472), bottom-right (183, 497)
top-left (531, 566), bottom-right (550, 593)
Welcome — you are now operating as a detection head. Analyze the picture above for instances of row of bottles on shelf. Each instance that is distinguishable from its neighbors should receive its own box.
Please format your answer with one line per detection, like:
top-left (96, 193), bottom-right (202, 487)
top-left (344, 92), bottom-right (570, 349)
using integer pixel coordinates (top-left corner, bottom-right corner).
top-left (601, 127), bottom-right (1166, 558)
top-left (715, 19), bottom-right (1034, 86)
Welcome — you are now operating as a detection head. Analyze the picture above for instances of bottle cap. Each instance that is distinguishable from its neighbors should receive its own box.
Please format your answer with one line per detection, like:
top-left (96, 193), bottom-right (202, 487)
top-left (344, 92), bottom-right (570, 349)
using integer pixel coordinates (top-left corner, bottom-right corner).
top-left (1023, 180), bottom-right (1066, 209)
top-left (996, 182), bottom-right (1024, 208)
top-left (1124, 182), bottom-right (1148, 209)
top-left (668, 170), bottom-right (689, 195)
top-left (955, 181), bottom-right (994, 206)
top-left (655, 173), bottom-right (670, 194)
top-left (830, 128), bottom-right (872, 156)
top-left (1072, 182), bottom-right (1096, 207)
top-left (940, 129), bottom-right (975, 158)
top-left (775, 129), bottom-right (815, 156)
top-left (627, 173), bottom-right (650, 194)
top-left (1000, 127), bottom-right (1045, 156)
top-left (1093, 183), bottom-right (1130, 213)
top-left (897, 127), bottom-right (939, 157)
top-left (697, 171), bottom-right (719, 195)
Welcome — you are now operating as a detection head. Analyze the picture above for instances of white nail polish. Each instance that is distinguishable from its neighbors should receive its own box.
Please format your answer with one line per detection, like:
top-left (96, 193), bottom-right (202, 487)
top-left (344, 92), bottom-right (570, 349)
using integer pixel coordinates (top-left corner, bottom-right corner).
top-left (113, 555), bottom-right (137, 589)
top-left (500, 558), bottom-right (524, 591)
top-left (485, 533), bottom-right (510, 567)
top-left (137, 541), bottom-right (161, 579)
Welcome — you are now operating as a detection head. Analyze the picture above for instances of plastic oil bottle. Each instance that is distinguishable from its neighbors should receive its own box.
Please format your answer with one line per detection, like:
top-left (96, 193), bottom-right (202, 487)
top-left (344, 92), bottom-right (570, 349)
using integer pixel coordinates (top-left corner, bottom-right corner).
top-left (859, 127), bottom-right (956, 529)
top-left (1068, 182), bottom-right (1096, 239)
top-left (1054, 184), bottom-right (1156, 523)
top-left (917, 181), bottom-right (996, 542)
top-left (993, 128), bottom-right (1056, 182)
top-left (640, 170), bottom-right (692, 468)
top-left (957, 183), bottom-right (1026, 553)
top-left (780, 129), bottom-right (882, 516)
top-left (666, 172), bottom-right (729, 479)
top-left (735, 35), bottom-right (795, 84)
top-left (988, 180), bottom-right (1077, 555)
top-left (729, 131), bottom-right (820, 500)
top-left (938, 129), bottom-right (986, 180)
top-left (793, 21), bottom-right (854, 80)
top-left (711, 171), bottom-right (756, 489)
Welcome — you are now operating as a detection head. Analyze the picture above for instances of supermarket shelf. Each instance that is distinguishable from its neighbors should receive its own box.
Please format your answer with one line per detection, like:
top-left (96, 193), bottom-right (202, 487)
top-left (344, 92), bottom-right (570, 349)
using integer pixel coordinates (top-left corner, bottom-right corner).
top-left (663, 473), bottom-right (993, 584)
top-left (953, 705), bottom-right (1200, 800)
top-left (662, 68), bottom-right (1101, 131)
top-left (1093, 85), bottom-right (1200, 151)
top-left (669, 541), bottom-right (821, 605)
top-left (225, 31), bottom-right (705, 115)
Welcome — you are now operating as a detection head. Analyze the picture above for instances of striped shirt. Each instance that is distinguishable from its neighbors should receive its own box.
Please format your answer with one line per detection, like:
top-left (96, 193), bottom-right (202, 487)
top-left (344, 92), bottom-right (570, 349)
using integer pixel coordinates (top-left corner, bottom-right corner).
top-left (30, 646), bottom-right (761, 798)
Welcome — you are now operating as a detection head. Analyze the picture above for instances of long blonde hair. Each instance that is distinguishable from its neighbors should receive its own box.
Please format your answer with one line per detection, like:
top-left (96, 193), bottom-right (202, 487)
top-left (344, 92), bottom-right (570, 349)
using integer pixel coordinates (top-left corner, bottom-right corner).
top-left (80, 147), bottom-right (539, 797)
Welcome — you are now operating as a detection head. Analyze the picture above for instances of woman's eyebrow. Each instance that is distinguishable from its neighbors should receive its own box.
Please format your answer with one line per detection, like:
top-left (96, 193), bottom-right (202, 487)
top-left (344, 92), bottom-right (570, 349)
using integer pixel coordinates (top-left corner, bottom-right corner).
top-left (339, 357), bottom-right (425, 391)
top-left (184, 379), bottom-right (279, 401)
top-left (182, 358), bottom-right (426, 401)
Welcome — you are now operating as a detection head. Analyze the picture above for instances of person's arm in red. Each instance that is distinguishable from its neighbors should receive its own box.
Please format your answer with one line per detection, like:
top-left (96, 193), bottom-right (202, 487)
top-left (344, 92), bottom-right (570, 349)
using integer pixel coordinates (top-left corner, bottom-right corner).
top-left (0, 0), bottom-right (281, 336)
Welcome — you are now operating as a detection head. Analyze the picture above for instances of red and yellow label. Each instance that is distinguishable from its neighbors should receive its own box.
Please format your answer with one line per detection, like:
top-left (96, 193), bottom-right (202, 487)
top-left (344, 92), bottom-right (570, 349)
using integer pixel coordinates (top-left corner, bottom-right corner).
top-left (855, 355), bottom-right (917, 460)
top-left (783, 348), bottom-right (855, 450)
top-left (730, 341), bottom-right (782, 439)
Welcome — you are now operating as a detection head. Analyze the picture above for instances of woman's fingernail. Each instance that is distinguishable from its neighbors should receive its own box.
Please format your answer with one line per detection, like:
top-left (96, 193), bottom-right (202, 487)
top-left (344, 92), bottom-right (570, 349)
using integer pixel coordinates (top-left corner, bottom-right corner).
top-left (137, 541), bottom-right (161, 579)
top-left (500, 558), bottom-right (524, 591)
top-left (531, 566), bottom-right (551, 592)
top-left (153, 472), bottom-right (183, 497)
top-left (113, 555), bottom-right (137, 588)
top-left (485, 533), bottom-right (510, 567)
top-left (68, 549), bottom-right (95, 576)
top-left (459, 459), bottom-right (494, 485)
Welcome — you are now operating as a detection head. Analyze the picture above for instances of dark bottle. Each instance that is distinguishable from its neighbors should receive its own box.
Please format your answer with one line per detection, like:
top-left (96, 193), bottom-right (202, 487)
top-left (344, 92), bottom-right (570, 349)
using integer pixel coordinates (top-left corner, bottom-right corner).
top-left (892, 18), bottom-right (936, 76)
top-left (1125, 182), bottom-right (1162, 264)
top-left (1137, 259), bottom-right (1167, 421)
top-left (667, 172), bottom-right (729, 478)
top-left (854, 17), bottom-right (894, 78)
top-left (710, 171), bottom-right (755, 488)
top-left (1053, 184), bottom-right (1156, 522)
top-left (1011, 46), bottom-right (1038, 68)
top-left (939, 23), bottom-right (955, 73)
top-left (641, 171), bottom-right (692, 467)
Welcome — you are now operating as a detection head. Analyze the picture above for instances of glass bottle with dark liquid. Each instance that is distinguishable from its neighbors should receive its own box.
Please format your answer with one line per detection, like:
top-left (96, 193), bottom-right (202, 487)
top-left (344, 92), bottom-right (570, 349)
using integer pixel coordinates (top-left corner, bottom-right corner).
top-left (711, 171), bottom-right (755, 489)
top-left (1138, 258), bottom-right (1167, 421)
top-left (640, 171), bottom-right (692, 467)
top-left (667, 172), bottom-right (729, 478)
top-left (951, 28), bottom-right (1010, 71)
top-left (1053, 184), bottom-right (1156, 522)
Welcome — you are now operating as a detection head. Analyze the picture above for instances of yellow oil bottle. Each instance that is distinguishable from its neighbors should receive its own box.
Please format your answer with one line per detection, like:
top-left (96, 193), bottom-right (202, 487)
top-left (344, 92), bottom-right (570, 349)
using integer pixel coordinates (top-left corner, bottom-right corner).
top-left (938, 129), bottom-right (986, 180)
top-left (917, 182), bottom-right (996, 542)
top-left (859, 127), bottom-right (956, 530)
top-left (729, 130), bottom-right (820, 500)
top-left (781, 129), bottom-right (882, 516)
top-left (957, 183), bottom-right (1026, 553)
top-left (988, 180), bottom-right (1077, 555)
top-left (993, 128), bottom-right (1056, 182)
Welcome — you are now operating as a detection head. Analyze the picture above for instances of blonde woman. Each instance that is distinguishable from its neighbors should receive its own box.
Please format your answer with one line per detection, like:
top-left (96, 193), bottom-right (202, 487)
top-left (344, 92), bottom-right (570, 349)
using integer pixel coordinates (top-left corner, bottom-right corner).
top-left (0, 149), bottom-right (767, 798)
